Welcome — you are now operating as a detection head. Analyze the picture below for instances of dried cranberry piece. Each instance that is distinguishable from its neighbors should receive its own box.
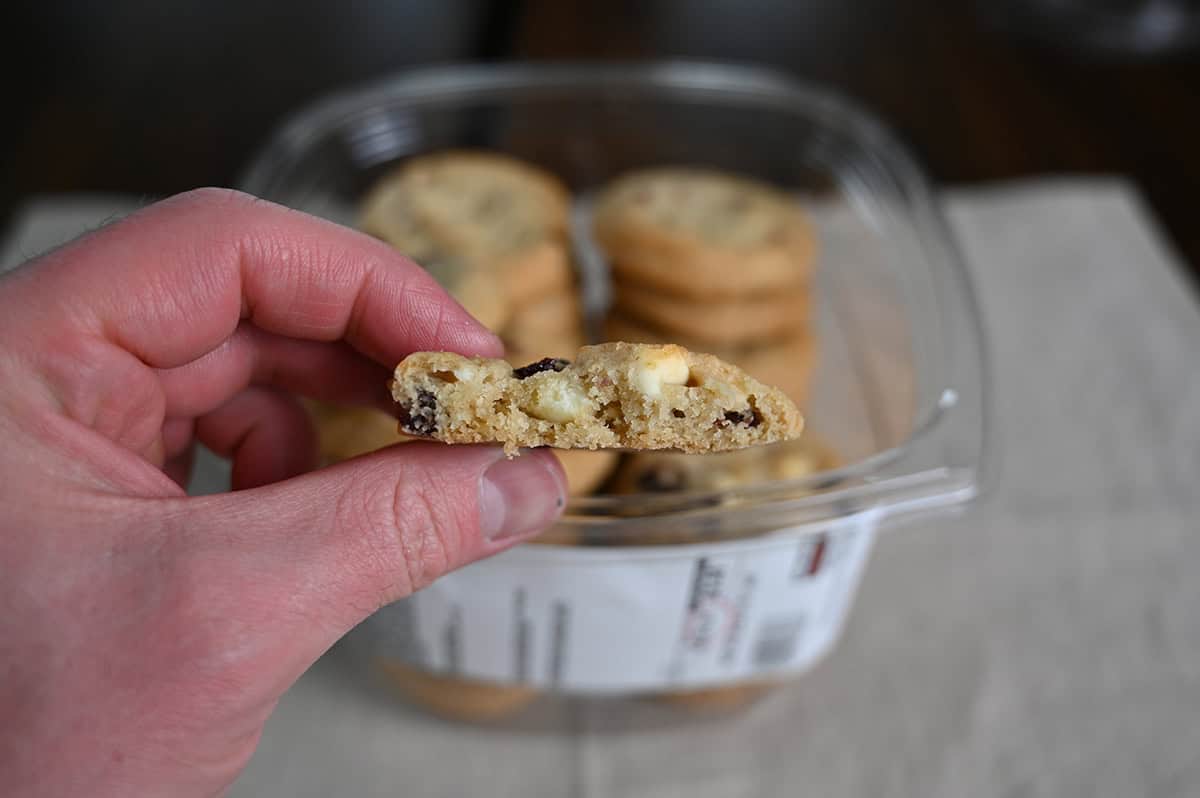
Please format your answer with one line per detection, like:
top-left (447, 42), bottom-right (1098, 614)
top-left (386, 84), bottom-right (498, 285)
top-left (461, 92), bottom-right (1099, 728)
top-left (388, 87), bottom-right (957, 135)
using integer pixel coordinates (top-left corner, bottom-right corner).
top-left (512, 358), bottom-right (570, 380)
top-left (397, 389), bottom-right (438, 436)
top-left (716, 408), bottom-right (760, 428)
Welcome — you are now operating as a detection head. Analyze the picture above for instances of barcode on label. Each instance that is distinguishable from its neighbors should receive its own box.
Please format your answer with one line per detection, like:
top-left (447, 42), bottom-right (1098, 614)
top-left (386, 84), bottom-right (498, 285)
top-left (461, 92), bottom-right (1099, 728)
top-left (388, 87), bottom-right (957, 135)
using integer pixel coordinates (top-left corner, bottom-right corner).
top-left (752, 616), bottom-right (806, 668)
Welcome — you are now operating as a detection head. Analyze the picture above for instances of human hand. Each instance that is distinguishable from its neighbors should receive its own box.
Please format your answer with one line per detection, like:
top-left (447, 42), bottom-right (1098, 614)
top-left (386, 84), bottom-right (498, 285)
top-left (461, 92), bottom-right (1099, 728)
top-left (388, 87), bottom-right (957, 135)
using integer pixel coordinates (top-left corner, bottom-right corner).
top-left (0, 189), bottom-right (567, 797)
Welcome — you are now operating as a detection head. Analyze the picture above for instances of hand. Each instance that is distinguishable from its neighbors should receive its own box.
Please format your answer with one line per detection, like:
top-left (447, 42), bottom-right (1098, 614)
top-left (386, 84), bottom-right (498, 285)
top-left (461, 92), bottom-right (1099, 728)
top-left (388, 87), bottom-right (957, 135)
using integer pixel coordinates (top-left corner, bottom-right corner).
top-left (0, 189), bottom-right (567, 797)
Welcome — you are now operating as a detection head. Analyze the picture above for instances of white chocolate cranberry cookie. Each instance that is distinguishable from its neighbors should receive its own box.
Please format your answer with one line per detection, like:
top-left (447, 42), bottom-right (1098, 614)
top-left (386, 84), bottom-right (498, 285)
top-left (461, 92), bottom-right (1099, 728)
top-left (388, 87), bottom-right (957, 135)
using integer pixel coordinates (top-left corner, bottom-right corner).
top-left (390, 343), bottom-right (803, 456)
top-left (594, 168), bottom-right (816, 298)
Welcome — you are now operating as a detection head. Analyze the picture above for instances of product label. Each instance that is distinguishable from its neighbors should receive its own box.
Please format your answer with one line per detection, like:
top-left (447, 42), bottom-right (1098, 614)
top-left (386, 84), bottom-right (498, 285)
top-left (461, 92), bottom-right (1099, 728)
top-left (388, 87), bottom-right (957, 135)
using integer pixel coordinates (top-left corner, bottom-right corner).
top-left (361, 510), bottom-right (880, 693)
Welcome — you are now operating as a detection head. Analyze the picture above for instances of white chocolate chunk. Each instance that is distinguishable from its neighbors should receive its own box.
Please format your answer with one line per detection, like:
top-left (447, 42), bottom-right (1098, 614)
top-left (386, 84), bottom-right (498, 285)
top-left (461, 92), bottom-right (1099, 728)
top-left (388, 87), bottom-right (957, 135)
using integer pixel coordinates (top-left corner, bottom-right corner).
top-left (632, 346), bottom-right (690, 397)
top-left (452, 364), bottom-right (478, 382)
top-left (523, 380), bottom-right (591, 423)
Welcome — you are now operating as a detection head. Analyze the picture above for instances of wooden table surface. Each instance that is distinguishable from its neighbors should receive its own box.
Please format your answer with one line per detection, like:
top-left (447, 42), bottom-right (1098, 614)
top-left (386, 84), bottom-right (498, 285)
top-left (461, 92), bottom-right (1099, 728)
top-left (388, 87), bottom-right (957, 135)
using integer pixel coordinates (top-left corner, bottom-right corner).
top-left (5, 0), bottom-right (1199, 282)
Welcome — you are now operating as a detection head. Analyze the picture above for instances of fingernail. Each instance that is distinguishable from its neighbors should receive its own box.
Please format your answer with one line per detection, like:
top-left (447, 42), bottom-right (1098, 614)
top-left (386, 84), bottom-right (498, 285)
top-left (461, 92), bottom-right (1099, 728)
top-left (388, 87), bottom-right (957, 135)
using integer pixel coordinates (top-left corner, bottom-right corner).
top-left (479, 450), bottom-right (567, 541)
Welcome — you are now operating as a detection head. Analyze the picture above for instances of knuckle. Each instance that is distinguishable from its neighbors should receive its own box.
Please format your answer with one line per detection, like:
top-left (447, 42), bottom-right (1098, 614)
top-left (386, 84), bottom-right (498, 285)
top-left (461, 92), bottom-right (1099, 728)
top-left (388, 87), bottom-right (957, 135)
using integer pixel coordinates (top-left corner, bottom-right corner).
top-left (335, 462), bottom-right (476, 600)
top-left (390, 468), bottom-right (463, 593)
top-left (333, 475), bottom-right (409, 600)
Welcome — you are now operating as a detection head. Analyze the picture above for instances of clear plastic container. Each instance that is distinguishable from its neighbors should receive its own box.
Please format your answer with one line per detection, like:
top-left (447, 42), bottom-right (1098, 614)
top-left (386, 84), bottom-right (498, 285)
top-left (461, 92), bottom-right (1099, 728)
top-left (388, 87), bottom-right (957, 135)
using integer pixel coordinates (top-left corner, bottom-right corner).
top-left (241, 62), bottom-right (988, 715)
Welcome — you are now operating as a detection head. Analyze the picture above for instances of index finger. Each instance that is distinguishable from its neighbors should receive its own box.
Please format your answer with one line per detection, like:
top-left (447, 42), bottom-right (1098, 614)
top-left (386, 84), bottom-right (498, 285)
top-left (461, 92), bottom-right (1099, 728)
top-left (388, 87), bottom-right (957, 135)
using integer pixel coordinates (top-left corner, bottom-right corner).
top-left (5, 187), bottom-right (502, 369)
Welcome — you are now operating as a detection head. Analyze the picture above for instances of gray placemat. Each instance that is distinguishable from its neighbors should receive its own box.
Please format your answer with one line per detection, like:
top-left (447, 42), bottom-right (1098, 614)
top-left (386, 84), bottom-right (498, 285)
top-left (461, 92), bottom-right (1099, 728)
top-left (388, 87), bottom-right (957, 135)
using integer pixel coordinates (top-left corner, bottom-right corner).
top-left (4, 179), bottom-right (1198, 798)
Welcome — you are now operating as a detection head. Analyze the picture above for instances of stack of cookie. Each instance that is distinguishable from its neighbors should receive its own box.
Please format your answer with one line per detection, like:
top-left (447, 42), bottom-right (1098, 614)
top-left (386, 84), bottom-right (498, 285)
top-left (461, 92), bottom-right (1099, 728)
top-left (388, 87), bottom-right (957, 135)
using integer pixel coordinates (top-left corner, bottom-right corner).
top-left (591, 169), bottom-right (826, 712)
top-left (596, 167), bottom-right (818, 408)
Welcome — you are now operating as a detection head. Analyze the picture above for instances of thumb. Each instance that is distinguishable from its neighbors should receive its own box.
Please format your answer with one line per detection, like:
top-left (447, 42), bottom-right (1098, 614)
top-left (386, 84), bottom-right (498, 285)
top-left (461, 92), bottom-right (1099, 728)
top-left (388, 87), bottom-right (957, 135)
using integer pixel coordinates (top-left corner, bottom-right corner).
top-left (178, 444), bottom-right (566, 664)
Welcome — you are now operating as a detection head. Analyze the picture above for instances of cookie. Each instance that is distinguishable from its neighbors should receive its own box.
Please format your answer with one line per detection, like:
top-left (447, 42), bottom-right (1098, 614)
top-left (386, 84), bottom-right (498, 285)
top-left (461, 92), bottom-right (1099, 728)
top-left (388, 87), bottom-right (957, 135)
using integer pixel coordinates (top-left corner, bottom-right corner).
top-left (395, 150), bottom-right (570, 242)
top-left (390, 343), bottom-right (804, 456)
top-left (611, 434), bottom-right (841, 495)
top-left (502, 291), bottom-right (586, 360)
top-left (612, 278), bottom-right (811, 345)
top-left (603, 313), bottom-right (817, 407)
top-left (375, 659), bottom-right (538, 722)
top-left (503, 242), bottom-right (575, 308)
top-left (360, 151), bottom-right (572, 310)
top-left (593, 168), bottom-right (816, 298)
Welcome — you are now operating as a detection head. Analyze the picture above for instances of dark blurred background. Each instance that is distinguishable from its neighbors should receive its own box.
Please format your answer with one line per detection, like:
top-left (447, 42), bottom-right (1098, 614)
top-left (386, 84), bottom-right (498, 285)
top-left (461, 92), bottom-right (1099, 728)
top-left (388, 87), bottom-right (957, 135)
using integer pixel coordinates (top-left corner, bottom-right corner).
top-left (4, 0), bottom-right (1199, 277)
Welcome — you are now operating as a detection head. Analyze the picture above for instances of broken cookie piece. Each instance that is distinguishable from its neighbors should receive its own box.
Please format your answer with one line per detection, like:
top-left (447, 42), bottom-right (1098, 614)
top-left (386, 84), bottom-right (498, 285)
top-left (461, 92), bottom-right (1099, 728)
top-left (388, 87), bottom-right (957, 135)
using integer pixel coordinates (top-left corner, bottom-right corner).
top-left (390, 342), bottom-right (803, 456)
